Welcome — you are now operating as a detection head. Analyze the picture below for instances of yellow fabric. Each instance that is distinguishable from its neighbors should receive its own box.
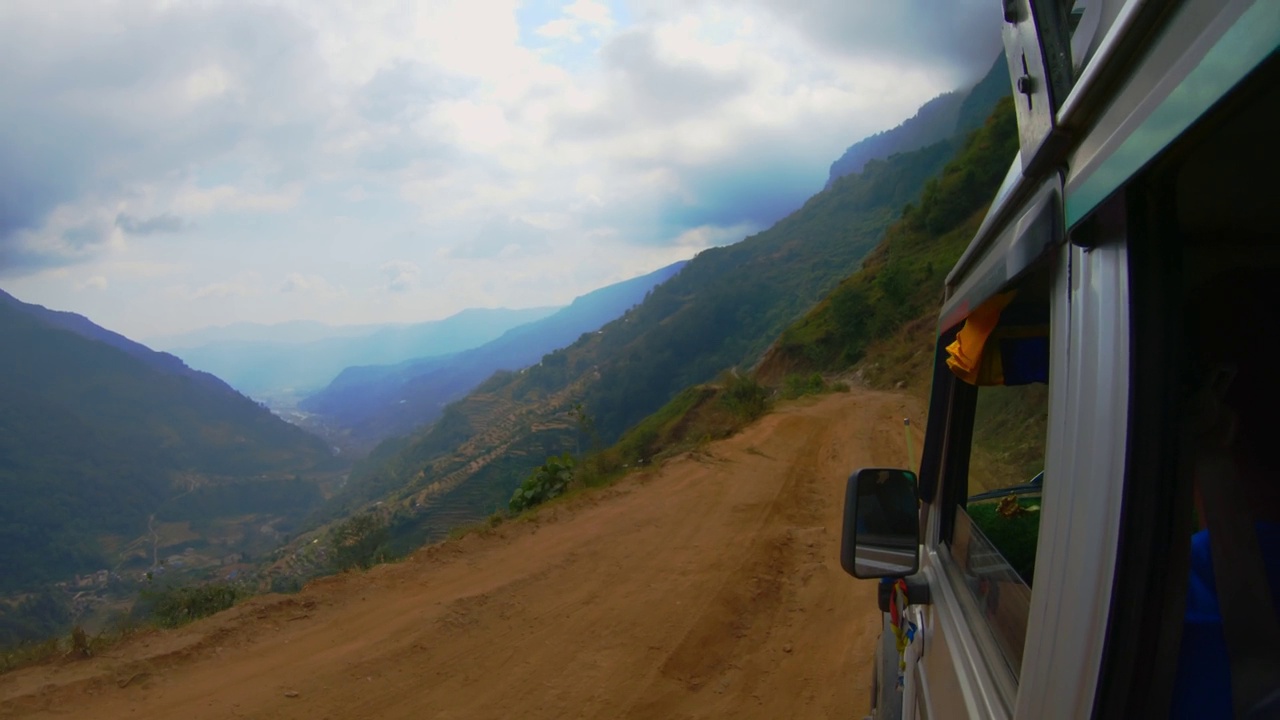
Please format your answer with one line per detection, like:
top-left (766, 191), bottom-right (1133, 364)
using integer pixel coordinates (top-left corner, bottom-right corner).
top-left (945, 291), bottom-right (1017, 385)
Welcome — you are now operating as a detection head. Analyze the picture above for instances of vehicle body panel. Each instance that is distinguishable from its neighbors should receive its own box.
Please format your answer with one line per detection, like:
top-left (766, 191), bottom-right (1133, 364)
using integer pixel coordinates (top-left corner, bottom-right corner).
top-left (847, 1), bottom-right (1280, 718)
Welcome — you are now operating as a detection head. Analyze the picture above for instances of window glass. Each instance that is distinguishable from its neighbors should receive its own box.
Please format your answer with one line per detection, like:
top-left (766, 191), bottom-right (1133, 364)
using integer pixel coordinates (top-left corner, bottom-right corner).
top-left (952, 383), bottom-right (1048, 673)
top-left (942, 291), bottom-right (1050, 678)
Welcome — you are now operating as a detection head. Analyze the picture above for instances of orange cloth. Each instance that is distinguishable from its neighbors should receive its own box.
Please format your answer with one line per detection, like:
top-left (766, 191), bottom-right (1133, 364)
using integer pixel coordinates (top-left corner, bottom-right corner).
top-left (945, 291), bottom-right (1017, 385)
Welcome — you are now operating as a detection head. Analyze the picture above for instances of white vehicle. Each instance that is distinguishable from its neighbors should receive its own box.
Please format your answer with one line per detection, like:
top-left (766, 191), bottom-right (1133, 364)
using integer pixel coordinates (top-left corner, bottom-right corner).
top-left (840, 1), bottom-right (1280, 718)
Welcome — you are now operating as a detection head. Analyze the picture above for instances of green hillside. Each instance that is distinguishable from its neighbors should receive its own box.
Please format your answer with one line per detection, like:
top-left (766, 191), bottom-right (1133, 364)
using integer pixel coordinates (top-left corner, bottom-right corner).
top-left (316, 97), bottom-right (1016, 544)
top-left (570, 140), bottom-right (958, 442)
top-left (761, 96), bottom-right (1018, 385)
top-left (599, 96), bottom-right (1020, 486)
top-left (0, 298), bottom-right (338, 592)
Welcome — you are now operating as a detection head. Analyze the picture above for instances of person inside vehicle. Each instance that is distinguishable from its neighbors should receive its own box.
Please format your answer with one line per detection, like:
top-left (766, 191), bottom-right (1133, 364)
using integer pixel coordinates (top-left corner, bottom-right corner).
top-left (1171, 270), bottom-right (1280, 719)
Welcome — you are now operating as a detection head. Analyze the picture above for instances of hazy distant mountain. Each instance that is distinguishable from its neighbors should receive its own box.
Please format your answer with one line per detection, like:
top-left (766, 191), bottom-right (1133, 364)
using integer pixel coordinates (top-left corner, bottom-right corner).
top-left (0, 290), bottom-right (336, 591)
top-left (826, 54), bottom-right (1007, 187)
top-left (166, 306), bottom-right (561, 399)
top-left (151, 320), bottom-right (397, 349)
top-left (299, 261), bottom-right (689, 444)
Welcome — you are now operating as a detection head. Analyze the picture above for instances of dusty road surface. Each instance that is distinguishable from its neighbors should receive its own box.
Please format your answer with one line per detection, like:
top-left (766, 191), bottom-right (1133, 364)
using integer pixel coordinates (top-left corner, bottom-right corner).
top-left (1, 389), bottom-right (922, 720)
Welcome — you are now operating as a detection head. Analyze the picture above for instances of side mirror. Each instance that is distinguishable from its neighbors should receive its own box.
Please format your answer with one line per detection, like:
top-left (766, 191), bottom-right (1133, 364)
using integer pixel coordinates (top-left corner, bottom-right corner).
top-left (841, 468), bottom-right (920, 579)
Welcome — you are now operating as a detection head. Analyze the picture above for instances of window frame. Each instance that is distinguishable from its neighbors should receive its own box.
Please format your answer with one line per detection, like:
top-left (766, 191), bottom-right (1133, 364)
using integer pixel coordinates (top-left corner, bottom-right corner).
top-left (928, 266), bottom-right (1056, 705)
top-left (1090, 50), bottom-right (1280, 720)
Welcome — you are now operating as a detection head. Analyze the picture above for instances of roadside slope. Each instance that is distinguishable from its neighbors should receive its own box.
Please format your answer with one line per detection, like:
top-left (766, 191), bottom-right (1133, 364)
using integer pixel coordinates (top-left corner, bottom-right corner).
top-left (0, 388), bottom-right (922, 720)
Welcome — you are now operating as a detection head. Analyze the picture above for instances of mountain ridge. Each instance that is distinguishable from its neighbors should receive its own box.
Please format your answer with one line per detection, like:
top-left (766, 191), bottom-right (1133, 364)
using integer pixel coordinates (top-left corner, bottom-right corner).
top-left (298, 261), bottom-right (690, 445)
top-left (826, 54), bottom-right (1006, 187)
top-left (0, 289), bottom-right (231, 394)
top-left (168, 306), bottom-right (562, 399)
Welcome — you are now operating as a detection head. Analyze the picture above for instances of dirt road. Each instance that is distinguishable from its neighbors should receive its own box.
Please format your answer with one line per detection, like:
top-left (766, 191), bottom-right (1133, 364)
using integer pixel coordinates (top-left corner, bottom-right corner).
top-left (1, 389), bottom-right (922, 720)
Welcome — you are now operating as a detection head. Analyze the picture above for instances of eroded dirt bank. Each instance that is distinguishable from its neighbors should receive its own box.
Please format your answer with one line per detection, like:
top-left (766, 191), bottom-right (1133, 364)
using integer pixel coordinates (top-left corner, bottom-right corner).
top-left (1, 389), bottom-right (922, 720)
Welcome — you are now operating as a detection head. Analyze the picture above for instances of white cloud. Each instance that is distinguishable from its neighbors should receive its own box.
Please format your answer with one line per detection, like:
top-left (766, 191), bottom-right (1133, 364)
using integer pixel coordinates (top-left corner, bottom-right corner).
top-left (0, 0), bottom-right (1001, 337)
top-left (380, 260), bottom-right (420, 293)
top-left (78, 275), bottom-right (108, 290)
top-left (189, 276), bottom-right (260, 301)
top-left (536, 0), bottom-right (615, 42)
top-left (537, 19), bottom-right (581, 41)
top-left (280, 272), bottom-right (345, 299)
top-left (172, 184), bottom-right (304, 217)
top-left (671, 222), bottom-right (759, 250)
top-left (183, 64), bottom-right (234, 104)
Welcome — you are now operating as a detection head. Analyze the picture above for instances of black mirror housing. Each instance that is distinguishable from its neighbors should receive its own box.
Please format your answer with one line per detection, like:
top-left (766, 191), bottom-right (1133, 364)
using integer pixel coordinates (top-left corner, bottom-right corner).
top-left (840, 468), bottom-right (921, 579)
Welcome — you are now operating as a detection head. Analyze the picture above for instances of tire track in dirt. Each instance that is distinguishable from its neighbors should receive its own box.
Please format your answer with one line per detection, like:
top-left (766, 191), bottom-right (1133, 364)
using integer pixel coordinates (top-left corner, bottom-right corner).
top-left (628, 417), bottom-right (826, 712)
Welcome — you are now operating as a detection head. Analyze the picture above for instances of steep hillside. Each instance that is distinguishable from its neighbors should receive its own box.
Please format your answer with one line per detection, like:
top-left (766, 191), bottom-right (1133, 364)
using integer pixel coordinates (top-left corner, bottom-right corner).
top-left (318, 101), bottom-right (1004, 537)
top-left (826, 91), bottom-right (963, 184)
top-left (760, 96), bottom-right (1019, 387)
top-left (826, 54), bottom-right (1006, 187)
top-left (954, 56), bottom-right (1013, 143)
top-left (299, 77), bottom-right (1015, 557)
top-left (1, 290), bottom-right (227, 394)
top-left (0, 294), bottom-right (338, 593)
top-left (167, 306), bottom-right (560, 399)
top-left (298, 261), bottom-right (689, 445)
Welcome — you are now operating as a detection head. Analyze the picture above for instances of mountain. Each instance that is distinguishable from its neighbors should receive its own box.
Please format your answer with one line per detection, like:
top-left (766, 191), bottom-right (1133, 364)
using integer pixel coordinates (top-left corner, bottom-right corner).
top-left (762, 95), bottom-right (1020, 388)
top-left (827, 92), bottom-right (964, 185)
top-left (149, 320), bottom-right (397, 349)
top-left (826, 54), bottom-right (1007, 187)
top-left (165, 306), bottom-right (561, 400)
top-left (953, 55), bottom-right (1013, 142)
top-left (317, 103), bottom-right (1008, 538)
top-left (298, 261), bottom-right (689, 445)
top-left (0, 292), bottom-right (338, 592)
top-left (1, 290), bottom-right (227, 393)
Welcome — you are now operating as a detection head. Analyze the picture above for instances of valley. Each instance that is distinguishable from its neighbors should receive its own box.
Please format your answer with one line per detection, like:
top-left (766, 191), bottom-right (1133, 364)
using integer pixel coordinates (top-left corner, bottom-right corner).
top-left (0, 387), bottom-right (922, 720)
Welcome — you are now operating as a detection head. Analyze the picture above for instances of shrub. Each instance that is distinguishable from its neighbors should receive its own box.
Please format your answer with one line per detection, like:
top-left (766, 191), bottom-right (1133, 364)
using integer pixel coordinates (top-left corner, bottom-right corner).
top-left (69, 626), bottom-right (91, 657)
top-left (510, 453), bottom-right (575, 512)
top-left (329, 513), bottom-right (390, 571)
top-left (783, 372), bottom-right (828, 399)
top-left (718, 371), bottom-right (769, 421)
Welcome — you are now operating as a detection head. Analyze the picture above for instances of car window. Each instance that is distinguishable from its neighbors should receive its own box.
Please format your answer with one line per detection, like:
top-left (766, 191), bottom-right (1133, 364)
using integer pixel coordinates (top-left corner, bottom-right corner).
top-left (939, 287), bottom-right (1051, 678)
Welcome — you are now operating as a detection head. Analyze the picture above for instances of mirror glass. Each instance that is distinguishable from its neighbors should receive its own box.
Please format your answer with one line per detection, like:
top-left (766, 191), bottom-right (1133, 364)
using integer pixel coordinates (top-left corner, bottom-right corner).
top-left (847, 468), bottom-right (919, 578)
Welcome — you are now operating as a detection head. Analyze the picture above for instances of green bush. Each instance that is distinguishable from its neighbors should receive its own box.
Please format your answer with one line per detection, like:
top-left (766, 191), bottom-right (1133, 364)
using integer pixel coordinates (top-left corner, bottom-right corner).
top-left (718, 372), bottom-right (769, 421)
top-left (783, 372), bottom-right (829, 399)
top-left (510, 453), bottom-right (575, 512)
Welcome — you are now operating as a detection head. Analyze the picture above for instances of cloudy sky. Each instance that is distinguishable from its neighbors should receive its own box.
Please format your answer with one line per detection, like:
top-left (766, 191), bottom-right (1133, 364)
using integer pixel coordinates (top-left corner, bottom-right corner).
top-left (0, 0), bottom-right (1000, 339)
